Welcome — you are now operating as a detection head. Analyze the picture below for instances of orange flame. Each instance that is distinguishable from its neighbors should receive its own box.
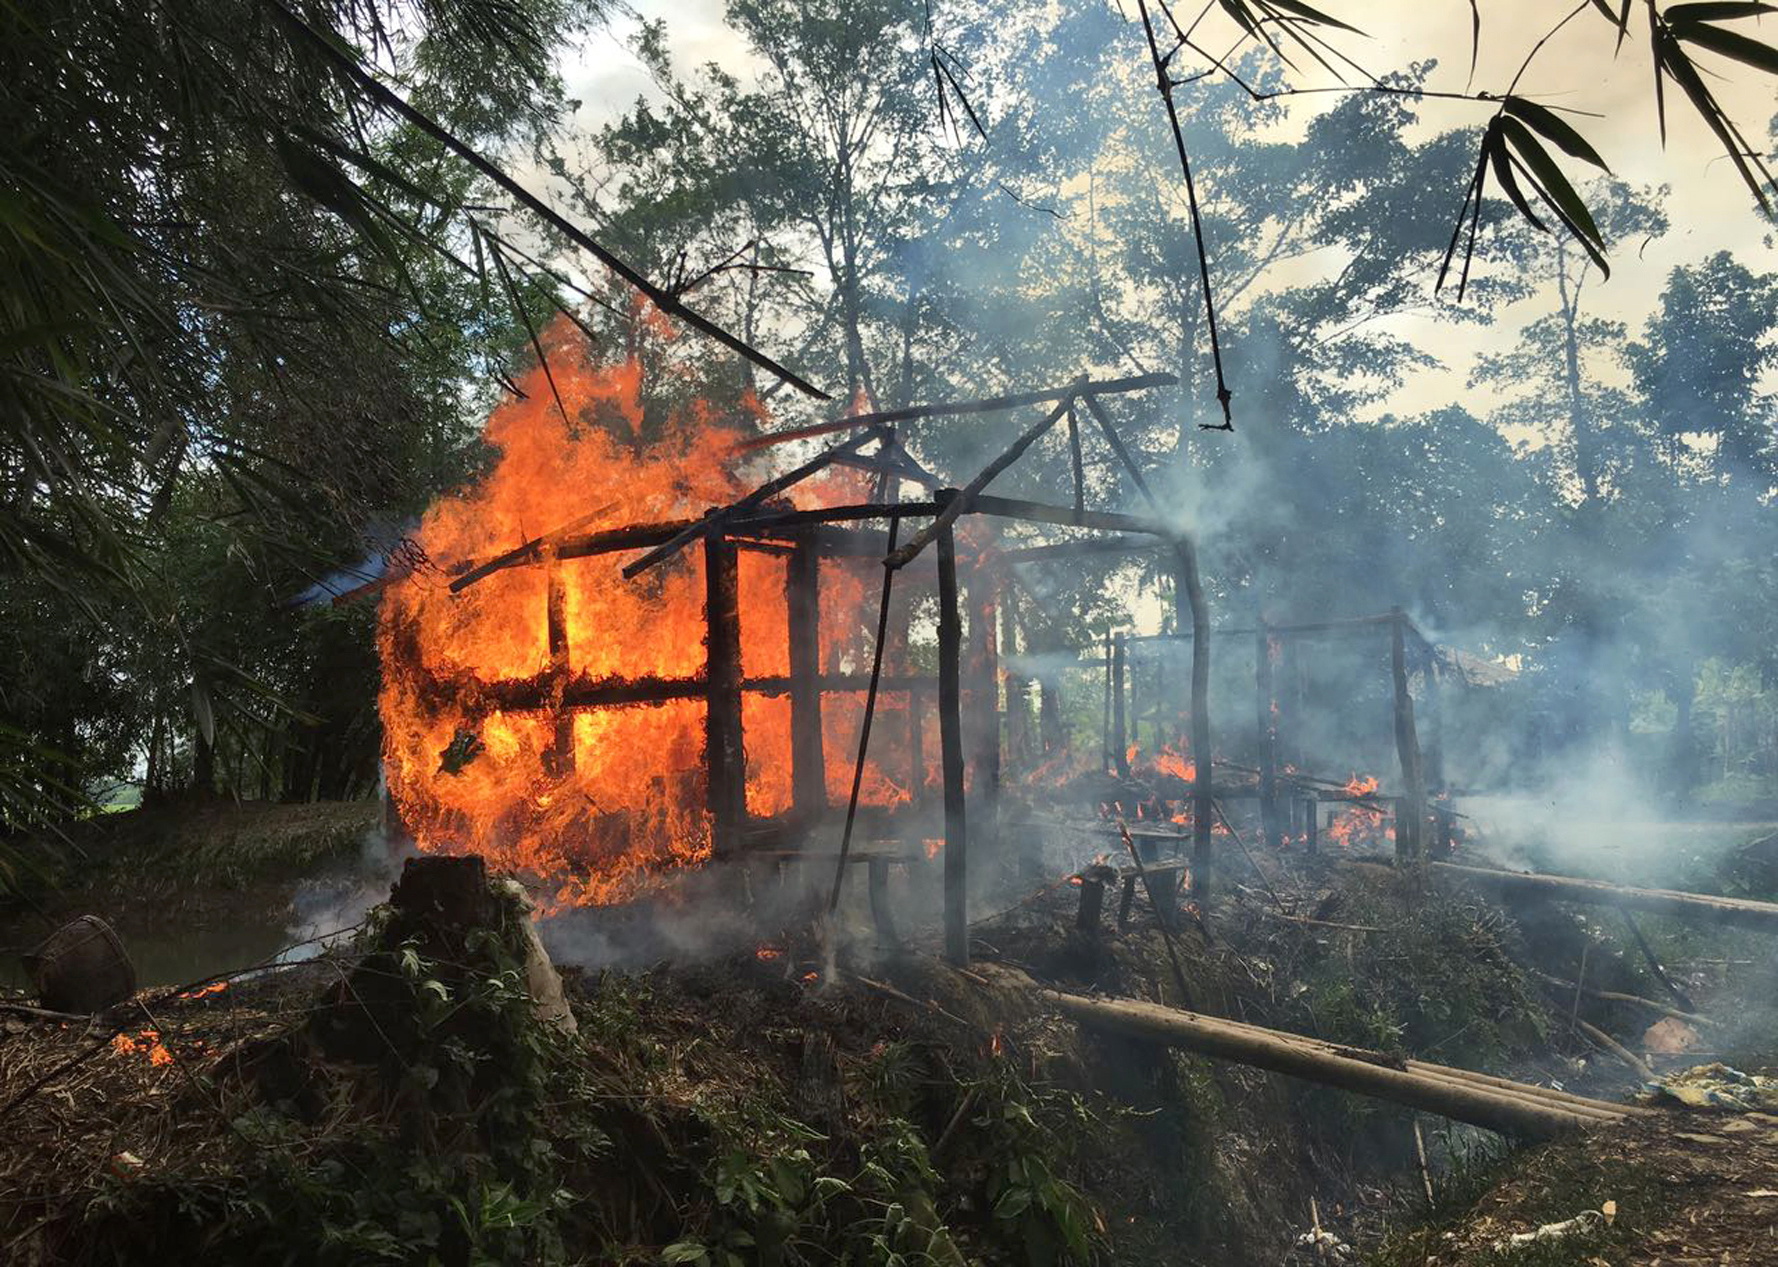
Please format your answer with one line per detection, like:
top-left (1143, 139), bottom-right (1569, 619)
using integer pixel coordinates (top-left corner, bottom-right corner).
top-left (379, 322), bottom-right (913, 907)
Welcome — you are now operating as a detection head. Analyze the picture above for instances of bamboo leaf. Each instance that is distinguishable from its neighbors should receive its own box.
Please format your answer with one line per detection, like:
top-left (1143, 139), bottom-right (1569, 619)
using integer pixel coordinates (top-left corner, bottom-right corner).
top-left (1260, 0), bottom-right (1365, 35)
top-left (1665, 2), bottom-right (1778, 20)
top-left (1485, 122), bottom-right (1549, 233)
top-left (1502, 98), bottom-right (1611, 169)
top-left (1672, 19), bottom-right (1778, 75)
top-left (1657, 32), bottom-right (1777, 213)
top-left (1436, 142), bottom-right (1490, 296)
top-left (1504, 149), bottom-right (1613, 276)
top-left (1590, 0), bottom-right (1634, 53)
top-left (1499, 116), bottom-right (1607, 250)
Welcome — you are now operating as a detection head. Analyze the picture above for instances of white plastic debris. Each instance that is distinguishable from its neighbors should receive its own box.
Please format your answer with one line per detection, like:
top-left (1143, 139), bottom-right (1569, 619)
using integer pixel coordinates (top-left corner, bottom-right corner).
top-left (1491, 1208), bottom-right (1603, 1251)
top-left (1292, 1227), bottom-right (1356, 1263)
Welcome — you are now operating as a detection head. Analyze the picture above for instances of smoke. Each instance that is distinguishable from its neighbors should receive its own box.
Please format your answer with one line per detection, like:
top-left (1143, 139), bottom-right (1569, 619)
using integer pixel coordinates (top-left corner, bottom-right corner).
top-left (282, 809), bottom-right (418, 960)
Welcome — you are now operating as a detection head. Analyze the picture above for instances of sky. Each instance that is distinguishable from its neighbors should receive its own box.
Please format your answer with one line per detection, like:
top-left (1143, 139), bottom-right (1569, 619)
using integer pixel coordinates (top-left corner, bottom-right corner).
top-left (547, 1), bottom-right (1778, 420)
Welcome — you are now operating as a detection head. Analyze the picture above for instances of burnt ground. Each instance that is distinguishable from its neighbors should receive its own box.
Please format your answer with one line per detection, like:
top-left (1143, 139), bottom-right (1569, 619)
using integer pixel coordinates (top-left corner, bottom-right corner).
top-left (3, 812), bottom-right (1778, 1263)
top-left (1371, 1109), bottom-right (1778, 1266)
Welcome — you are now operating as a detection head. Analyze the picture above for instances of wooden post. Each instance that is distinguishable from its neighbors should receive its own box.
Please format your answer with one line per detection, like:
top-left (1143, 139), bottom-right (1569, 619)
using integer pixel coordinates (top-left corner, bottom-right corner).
top-left (544, 550), bottom-right (574, 776)
top-left (1305, 797), bottom-right (1319, 853)
top-left (786, 539), bottom-right (825, 822)
top-left (1255, 622), bottom-right (1282, 852)
top-left (705, 534), bottom-right (745, 856)
top-left (1390, 608), bottom-right (1426, 870)
top-left (1174, 540), bottom-right (1214, 905)
top-left (1112, 632), bottom-right (1131, 778)
top-left (1076, 866), bottom-right (1110, 932)
top-left (867, 858), bottom-right (899, 945)
top-left (937, 517), bottom-right (969, 966)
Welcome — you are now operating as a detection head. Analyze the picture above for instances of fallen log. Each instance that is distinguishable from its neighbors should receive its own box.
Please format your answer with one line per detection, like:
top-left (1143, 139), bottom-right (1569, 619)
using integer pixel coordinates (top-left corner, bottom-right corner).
top-left (1041, 988), bottom-right (1635, 1139)
top-left (1368, 860), bottom-right (1778, 934)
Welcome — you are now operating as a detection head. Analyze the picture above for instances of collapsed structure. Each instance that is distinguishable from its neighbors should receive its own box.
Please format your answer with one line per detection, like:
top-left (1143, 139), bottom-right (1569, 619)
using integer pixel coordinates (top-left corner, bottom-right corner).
top-left (376, 353), bottom-right (1469, 964)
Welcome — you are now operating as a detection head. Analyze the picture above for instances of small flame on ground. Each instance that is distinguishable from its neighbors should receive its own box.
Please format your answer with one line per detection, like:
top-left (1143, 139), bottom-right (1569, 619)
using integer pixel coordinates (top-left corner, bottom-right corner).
top-left (111, 1029), bottom-right (173, 1067)
top-left (923, 837), bottom-right (944, 860)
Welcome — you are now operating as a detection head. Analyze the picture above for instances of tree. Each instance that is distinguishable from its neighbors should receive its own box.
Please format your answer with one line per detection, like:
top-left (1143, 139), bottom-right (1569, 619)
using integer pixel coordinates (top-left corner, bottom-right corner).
top-left (1628, 251), bottom-right (1778, 483)
top-left (1471, 181), bottom-right (1669, 503)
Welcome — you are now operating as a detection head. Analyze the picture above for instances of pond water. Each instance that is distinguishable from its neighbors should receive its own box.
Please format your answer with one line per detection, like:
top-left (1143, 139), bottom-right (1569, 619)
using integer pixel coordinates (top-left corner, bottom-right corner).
top-left (1, 867), bottom-right (383, 993)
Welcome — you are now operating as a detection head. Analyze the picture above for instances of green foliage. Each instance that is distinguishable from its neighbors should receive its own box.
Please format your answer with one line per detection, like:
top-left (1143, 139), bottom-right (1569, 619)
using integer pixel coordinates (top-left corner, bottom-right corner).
top-left (78, 885), bottom-right (608, 1265)
top-left (968, 1060), bottom-right (1100, 1266)
top-left (0, 0), bottom-right (600, 836)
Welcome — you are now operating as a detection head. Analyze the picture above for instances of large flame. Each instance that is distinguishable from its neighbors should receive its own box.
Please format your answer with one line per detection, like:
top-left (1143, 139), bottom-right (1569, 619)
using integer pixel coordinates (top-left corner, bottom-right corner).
top-left (378, 323), bottom-right (918, 906)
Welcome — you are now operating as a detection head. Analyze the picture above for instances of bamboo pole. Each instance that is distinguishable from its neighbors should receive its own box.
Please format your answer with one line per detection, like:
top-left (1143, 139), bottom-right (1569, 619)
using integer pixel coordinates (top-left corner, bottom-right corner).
top-left (1112, 633), bottom-right (1131, 779)
top-left (1346, 859), bottom-right (1778, 933)
top-left (1256, 622), bottom-right (1282, 852)
top-left (886, 391), bottom-right (1081, 570)
top-left (735, 372), bottom-right (1176, 452)
top-left (1043, 989), bottom-right (1633, 1139)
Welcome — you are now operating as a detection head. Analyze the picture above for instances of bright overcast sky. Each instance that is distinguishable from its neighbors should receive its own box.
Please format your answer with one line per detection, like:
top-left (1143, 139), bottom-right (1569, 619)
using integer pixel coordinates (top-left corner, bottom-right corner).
top-left (550, 2), bottom-right (1778, 419)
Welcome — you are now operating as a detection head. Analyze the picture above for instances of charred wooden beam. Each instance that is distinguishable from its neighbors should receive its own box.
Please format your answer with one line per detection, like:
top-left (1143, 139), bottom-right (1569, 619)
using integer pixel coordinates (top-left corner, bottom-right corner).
top-left (887, 391), bottom-right (1081, 570)
top-left (827, 449), bottom-right (945, 491)
top-left (786, 539), bottom-right (825, 820)
top-left (995, 536), bottom-right (1159, 563)
top-left (937, 521), bottom-right (969, 966)
top-left (450, 504), bottom-right (617, 592)
top-left (958, 494), bottom-right (1173, 541)
top-left (625, 428), bottom-right (888, 578)
top-left (705, 535), bottom-right (745, 855)
top-left (467, 670), bottom-right (943, 714)
top-left (736, 372), bottom-right (1178, 453)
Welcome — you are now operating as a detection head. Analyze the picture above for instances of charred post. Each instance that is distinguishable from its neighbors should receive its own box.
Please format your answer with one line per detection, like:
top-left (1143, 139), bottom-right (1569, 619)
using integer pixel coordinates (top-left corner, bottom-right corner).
top-left (786, 538), bottom-right (826, 822)
top-left (1390, 608), bottom-right (1427, 871)
top-left (705, 534), bottom-right (746, 856)
top-left (1255, 622), bottom-right (1281, 852)
top-left (544, 550), bottom-right (574, 776)
top-left (1174, 540), bottom-right (1214, 905)
top-left (937, 516), bottom-right (970, 965)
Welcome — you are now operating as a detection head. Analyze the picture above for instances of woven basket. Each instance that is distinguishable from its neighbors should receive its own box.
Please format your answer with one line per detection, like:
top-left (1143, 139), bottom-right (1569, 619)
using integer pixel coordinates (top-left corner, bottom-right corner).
top-left (25, 916), bottom-right (137, 1014)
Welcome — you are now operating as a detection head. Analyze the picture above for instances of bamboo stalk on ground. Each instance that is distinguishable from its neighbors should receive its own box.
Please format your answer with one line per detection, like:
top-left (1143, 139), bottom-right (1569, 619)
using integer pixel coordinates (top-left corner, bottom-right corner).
top-left (1041, 988), bottom-right (1639, 1139)
top-left (1423, 861), bottom-right (1778, 933)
